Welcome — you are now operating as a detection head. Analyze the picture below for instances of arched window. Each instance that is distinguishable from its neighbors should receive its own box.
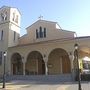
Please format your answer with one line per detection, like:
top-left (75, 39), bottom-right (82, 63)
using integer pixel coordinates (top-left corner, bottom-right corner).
top-left (1, 30), bottom-right (3, 40)
top-left (39, 26), bottom-right (43, 38)
top-left (36, 29), bottom-right (39, 39)
top-left (0, 51), bottom-right (2, 65)
top-left (0, 30), bottom-right (3, 40)
top-left (15, 15), bottom-right (18, 23)
top-left (44, 28), bottom-right (46, 38)
top-left (14, 31), bottom-right (16, 41)
top-left (12, 13), bottom-right (15, 21)
top-left (1, 12), bottom-right (7, 21)
top-left (36, 27), bottom-right (47, 39)
top-left (4, 12), bottom-right (7, 20)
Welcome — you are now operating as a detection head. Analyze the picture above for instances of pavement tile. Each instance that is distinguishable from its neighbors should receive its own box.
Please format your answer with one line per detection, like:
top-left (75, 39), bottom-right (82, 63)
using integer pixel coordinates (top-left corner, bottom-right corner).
top-left (0, 81), bottom-right (90, 90)
top-left (0, 83), bottom-right (30, 90)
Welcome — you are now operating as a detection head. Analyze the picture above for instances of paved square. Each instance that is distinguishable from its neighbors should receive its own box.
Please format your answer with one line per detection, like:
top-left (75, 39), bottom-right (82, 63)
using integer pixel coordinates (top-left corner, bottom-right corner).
top-left (0, 80), bottom-right (90, 90)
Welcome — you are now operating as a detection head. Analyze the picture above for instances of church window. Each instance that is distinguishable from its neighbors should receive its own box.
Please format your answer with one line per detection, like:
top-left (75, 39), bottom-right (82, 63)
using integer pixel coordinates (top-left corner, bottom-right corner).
top-left (39, 26), bottom-right (43, 38)
top-left (1, 13), bottom-right (4, 21)
top-left (0, 51), bottom-right (2, 65)
top-left (44, 28), bottom-right (46, 38)
top-left (12, 13), bottom-right (15, 21)
top-left (0, 30), bottom-right (3, 40)
top-left (36, 27), bottom-right (47, 39)
top-left (14, 31), bottom-right (16, 41)
top-left (15, 15), bottom-right (18, 23)
top-left (4, 12), bottom-right (7, 20)
top-left (36, 29), bottom-right (39, 39)
top-left (1, 30), bottom-right (3, 40)
top-left (1, 12), bottom-right (7, 21)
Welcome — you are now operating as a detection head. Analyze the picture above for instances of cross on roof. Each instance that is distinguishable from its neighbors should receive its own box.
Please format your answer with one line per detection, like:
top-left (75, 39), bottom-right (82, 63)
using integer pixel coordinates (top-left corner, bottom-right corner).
top-left (38, 15), bottom-right (43, 20)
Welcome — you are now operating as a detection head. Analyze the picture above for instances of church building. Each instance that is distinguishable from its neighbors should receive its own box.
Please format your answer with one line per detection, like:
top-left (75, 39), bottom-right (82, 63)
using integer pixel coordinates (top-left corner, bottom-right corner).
top-left (0, 6), bottom-right (90, 81)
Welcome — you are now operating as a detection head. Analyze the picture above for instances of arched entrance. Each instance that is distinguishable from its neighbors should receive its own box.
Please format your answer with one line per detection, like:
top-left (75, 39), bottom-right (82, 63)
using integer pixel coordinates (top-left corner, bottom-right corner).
top-left (25, 51), bottom-right (45, 75)
top-left (11, 53), bottom-right (23, 75)
top-left (48, 48), bottom-right (71, 75)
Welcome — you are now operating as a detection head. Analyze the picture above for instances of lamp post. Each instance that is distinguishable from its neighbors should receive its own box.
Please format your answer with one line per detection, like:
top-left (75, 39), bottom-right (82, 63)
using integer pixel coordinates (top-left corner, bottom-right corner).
top-left (2, 51), bottom-right (7, 88)
top-left (74, 44), bottom-right (82, 90)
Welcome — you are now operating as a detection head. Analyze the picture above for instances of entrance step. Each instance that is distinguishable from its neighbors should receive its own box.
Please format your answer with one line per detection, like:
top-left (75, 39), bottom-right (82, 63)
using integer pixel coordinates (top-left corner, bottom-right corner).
top-left (5, 74), bottom-right (73, 83)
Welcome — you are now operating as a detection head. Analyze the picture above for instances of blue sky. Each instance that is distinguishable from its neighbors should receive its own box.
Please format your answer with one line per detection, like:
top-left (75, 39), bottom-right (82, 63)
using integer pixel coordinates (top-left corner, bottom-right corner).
top-left (0, 0), bottom-right (90, 36)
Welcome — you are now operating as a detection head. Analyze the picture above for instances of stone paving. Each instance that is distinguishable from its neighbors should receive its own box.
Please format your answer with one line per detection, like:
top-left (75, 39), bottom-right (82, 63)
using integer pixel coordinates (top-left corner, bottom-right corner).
top-left (0, 80), bottom-right (90, 90)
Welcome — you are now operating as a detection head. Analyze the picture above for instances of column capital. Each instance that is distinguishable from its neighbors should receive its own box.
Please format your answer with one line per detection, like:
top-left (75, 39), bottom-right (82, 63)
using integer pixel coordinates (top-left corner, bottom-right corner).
top-left (21, 56), bottom-right (26, 63)
top-left (68, 51), bottom-right (74, 60)
top-left (43, 54), bottom-right (48, 62)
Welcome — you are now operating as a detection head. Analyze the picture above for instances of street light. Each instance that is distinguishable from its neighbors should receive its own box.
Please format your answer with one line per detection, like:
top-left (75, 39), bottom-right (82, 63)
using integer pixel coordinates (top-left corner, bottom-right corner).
top-left (2, 51), bottom-right (7, 88)
top-left (74, 43), bottom-right (82, 90)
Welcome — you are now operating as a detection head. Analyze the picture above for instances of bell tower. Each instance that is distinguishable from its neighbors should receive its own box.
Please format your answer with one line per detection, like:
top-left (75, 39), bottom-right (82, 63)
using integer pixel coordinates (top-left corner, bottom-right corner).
top-left (0, 6), bottom-right (21, 75)
top-left (0, 6), bottom-right (21, 48)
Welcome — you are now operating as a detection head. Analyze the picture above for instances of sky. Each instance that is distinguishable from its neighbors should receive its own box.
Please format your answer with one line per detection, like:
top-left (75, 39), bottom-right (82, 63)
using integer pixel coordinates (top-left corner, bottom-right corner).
top-left (0, 0), bottom-right (90, 37)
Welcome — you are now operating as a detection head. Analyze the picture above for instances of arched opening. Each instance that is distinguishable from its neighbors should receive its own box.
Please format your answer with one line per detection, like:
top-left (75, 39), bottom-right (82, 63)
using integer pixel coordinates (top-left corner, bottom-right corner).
top-left (25, 51), bottom-right (45, 75)
top-left (48, 48), bottom-right (71, 75)
top-left (11, 53), bottom-right (23, 75)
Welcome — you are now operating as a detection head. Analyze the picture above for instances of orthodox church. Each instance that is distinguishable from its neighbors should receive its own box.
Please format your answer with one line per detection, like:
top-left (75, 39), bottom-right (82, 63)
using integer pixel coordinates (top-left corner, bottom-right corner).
top-left (0, 6), bottom-right (90, 81)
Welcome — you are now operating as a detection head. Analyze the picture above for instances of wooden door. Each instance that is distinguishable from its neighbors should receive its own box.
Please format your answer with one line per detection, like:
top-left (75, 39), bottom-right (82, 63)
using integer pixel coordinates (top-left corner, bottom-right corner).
top-left (62, 56), bottom-right (71, 73)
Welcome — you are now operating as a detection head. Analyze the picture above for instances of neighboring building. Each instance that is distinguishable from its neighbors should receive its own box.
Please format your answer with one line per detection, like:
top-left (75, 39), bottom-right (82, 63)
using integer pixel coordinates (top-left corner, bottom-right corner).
top-left (0, 6), bottom-right (90, 80)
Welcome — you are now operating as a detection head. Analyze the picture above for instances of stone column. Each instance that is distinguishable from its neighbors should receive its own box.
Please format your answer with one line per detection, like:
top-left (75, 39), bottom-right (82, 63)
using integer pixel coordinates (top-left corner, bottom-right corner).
top-left (69, 52), bottom-right (75, 81)
top-left (60, 57), bottom-right (62, 74)
top-left (23, 62), bottom-right (26, 75)
top-left (69, 54), bottom-right (74, 72)
top-left (22, 57), bottom-right (26, 75)
top-left (45, 61), bottom-right (48, 75)
top-left (43, 55), bottom-right (48, 75)
top-left (36, 59), bottom-right (38, 75)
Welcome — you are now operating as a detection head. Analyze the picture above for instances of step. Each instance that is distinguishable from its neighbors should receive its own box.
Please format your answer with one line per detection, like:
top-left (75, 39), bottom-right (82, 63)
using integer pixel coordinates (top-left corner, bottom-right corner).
top-left (5, 74), bottom-right (73, 83)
